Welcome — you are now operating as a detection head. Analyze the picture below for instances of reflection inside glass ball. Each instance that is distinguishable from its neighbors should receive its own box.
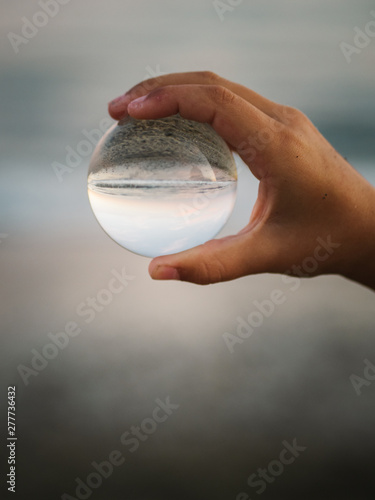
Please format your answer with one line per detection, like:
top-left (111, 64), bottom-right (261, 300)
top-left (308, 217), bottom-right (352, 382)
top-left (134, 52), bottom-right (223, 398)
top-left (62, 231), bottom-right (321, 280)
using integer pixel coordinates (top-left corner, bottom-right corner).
top-left (87, 115), bottom-right (237, 258)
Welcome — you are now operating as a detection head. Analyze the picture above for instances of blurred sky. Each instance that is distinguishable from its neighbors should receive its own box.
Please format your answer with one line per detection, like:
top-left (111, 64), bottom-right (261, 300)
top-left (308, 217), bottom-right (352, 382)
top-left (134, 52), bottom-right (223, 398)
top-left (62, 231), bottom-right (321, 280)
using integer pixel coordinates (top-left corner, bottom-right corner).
top-left (1, 1), bottom-right (375, 499)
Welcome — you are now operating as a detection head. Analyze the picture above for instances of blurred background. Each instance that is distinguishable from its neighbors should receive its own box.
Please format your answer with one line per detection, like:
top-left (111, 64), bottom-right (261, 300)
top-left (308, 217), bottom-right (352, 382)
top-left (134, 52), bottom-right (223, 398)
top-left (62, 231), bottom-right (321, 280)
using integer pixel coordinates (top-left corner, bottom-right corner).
top-left (1, 1), bottom-right (375, 498)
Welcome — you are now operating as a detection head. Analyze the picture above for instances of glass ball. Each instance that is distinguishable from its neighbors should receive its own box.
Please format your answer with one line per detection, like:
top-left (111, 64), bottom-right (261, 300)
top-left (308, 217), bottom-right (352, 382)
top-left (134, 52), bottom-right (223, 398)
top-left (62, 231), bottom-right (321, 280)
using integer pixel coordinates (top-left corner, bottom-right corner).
top-left (87, 114), bottom-right (237, 258)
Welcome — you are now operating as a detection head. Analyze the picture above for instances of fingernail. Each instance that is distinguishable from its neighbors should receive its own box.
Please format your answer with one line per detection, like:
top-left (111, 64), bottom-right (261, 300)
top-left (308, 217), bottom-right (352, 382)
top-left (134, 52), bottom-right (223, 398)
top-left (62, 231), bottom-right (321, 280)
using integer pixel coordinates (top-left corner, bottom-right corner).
top-left (128, 94), bottom-right (148, 109)
top-left (151, 265), bottom-right (180, 281)
top-left (108, 95), bottom-right (126, 107)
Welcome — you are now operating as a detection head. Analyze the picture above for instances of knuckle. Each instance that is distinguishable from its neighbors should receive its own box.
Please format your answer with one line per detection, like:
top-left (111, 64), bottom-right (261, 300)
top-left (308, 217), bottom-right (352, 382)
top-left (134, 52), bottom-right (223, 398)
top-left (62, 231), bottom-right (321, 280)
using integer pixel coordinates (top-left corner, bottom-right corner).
top-left (274, 106), bottom-right (314, 149)
top-left (207, 85), bottom-right (236, 107)
top-left (198, 70), bottom-right (221, 83)
top-left (141, 76), bottom-right (161, 92)
top-left (276, 126), bottom-right (301, 153)
top-left (192, 241), bottom-right (227, 285)
top-left (195, 260), bottom-right (213, 285)
top-left (129, 76), bottom-right (164, 97)
top-left (275, 124), bottom-right (295, 147)
top-left (282, 105), bottom-right (309, 128)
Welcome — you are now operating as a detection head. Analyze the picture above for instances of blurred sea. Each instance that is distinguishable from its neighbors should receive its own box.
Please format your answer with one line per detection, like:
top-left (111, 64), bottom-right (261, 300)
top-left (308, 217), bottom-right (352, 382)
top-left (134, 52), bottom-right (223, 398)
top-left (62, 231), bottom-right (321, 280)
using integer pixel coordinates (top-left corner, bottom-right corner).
top-left (1, 1), bottom-right (375, 499)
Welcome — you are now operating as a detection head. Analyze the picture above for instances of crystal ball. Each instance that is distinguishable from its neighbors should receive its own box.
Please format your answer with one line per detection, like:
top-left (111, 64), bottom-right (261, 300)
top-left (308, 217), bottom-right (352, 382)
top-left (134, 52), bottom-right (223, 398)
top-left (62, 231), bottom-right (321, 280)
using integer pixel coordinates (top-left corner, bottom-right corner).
top-left (87, 114), bottom-right (237, 258)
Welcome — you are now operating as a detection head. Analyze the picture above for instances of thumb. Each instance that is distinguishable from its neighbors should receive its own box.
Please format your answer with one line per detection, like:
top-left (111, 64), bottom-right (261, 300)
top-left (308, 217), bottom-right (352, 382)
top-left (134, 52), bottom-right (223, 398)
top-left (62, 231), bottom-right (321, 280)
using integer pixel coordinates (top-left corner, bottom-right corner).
top-left (148, 228), bottom-right (281, 285)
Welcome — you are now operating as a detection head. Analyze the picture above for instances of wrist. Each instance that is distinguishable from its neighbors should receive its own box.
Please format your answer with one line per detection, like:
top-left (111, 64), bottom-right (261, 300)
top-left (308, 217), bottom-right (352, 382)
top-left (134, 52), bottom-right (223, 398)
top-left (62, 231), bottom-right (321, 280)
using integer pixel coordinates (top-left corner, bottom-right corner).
top-left (338, 181), bottom-right (375, 291)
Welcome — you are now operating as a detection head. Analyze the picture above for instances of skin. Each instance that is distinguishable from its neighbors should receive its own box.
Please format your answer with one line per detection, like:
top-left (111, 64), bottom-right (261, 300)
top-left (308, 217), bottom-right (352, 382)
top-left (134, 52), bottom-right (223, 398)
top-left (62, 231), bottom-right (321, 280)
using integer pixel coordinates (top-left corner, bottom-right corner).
top-left (108, 71), bottom-right (375, 291)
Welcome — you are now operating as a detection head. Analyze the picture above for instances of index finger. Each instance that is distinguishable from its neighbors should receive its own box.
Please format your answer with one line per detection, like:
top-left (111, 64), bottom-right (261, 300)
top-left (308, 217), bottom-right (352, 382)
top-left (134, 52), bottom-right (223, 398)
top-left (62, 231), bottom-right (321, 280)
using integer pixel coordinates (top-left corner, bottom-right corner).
top-left (126, 83), bottom-right (281, 179)
top-left (108, 71), bottom-right (281, 120)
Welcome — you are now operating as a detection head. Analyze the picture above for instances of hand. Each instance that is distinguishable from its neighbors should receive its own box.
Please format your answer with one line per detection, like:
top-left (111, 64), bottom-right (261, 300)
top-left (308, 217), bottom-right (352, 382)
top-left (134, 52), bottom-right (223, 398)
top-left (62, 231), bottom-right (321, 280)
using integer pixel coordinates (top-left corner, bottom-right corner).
top-left (108, 71), bottom-right (375, 290)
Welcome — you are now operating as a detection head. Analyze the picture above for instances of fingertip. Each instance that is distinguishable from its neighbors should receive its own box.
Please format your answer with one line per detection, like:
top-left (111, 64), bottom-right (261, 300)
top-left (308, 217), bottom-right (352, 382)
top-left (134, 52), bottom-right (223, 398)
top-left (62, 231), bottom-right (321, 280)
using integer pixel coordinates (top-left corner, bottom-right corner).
top-left (107, 105), bottom-right (121, 120)
top-left (108, 95), bottom-right (131, 119)
top-left (107, 106), bottom-right (127, 120)
top-left (149, 261), bottom-right (181, 281)
top-left (108, 94), bottom-right (126, 107)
